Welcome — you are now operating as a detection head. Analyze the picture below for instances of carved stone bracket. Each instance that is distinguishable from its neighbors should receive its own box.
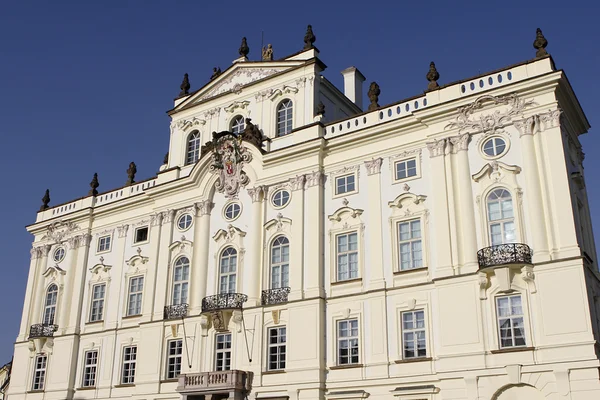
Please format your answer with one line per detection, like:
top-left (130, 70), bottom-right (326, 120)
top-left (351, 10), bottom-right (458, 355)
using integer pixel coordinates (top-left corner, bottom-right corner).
top-left (68, 234), bottom-right (92, 249)
top-left (199, 315), bottom-right (210, 337)
top-left (364, 158), bottom-right (383, 175)
top-left (521, 265), bottom-right (537, 293)
top-left (247, 186), bottom-right (267, 202)
top-left (478, 271), bottom-right (489, 300)
top-left (426, 138), bottom-right (446, 158)
top-left (117, 224), bottom-right (129, 238)
top-left (449, 133), bottom-right (470, 152)
top-left (305, 171), bottom-right (325, 188)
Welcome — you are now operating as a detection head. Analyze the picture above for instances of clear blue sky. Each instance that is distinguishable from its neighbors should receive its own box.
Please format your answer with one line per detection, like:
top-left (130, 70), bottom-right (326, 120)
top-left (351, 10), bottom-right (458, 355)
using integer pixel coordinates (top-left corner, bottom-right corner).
top-left (0, 1), bottom-right (597, 362)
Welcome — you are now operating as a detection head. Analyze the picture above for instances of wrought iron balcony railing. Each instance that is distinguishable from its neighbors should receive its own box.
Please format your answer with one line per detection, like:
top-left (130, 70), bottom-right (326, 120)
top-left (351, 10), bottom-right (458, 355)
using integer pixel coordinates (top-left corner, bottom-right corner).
top-left (261, 287), bottom-right (290, 306)
top-left (201, 293), bottom-right (248, 313)
top-left (164, 303), bottom-right (189, 320)
top-left (477, 243), bottom-right (533, 270)
top-left (29, 323), bottom-right (58, 339)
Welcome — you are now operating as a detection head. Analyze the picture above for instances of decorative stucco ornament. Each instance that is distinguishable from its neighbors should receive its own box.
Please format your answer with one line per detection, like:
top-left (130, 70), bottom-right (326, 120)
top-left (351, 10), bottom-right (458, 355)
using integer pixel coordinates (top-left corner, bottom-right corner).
top-left (445, 93), bottom-right (536, 135)
top-left (42, 220), bottom-right (80, 243)
top-left (210, 132), bottom-right (252, 199)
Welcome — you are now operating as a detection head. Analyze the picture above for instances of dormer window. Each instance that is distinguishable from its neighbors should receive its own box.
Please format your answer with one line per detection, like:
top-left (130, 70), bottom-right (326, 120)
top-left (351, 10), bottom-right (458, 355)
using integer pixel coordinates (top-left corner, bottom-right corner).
top-left (231, 116), bottom-right (245, 134)
top-left (186, 131), bottom-right (201, 165)
top-left (276, 100), bottom-right (293, 136)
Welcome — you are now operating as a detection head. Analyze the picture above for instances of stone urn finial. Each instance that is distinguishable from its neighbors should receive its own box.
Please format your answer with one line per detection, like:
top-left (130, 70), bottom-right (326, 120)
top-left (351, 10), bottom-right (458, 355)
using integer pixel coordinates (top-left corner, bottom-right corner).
top-left (179, 73), bottom-right (190, 97)
top-left (163, 152), bottom-right (169, 165)
top-left (533, 28), bottom-right (548, 58)
top-left (126, 162), bottom-right (137, 186)
top-left (426, 61), bottom-right (440, 90)
top-left (304, 24), bottom-right (316, 50)
top-left (210, 67), bottom-right (222, 80)
top-left (88, 173), bottom-right (99, 196)
top-left (40, 189), bottom-right (50, 211)
top-left (239, 37), bottom-right (250, 58)
top-left (367, 82), bottom-right (381, 111)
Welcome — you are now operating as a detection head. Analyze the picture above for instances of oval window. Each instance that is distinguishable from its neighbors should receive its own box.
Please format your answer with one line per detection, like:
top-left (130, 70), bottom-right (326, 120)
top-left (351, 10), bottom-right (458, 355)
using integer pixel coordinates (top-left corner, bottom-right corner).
top-left (482, 137), bottom-right (507, 157)
top-left (224, 203), bottom-right (241, 221)
top-left (53, 247), bottom-right (65, 263)
top-left (177, 214), bottom-right (193, 231)
top-left (272, 190), bottom-right (291, 208)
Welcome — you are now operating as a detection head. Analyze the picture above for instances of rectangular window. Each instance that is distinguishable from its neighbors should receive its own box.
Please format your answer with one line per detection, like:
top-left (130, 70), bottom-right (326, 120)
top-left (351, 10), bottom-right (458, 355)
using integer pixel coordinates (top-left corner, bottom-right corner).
top-left (402, 310), bottom-right (427, 358)
top-left (134, 227), bottom-right (148, 243)
top-left (336, 232), bottom-right (358, 281)
top-left (496, 294), bottom-right (526, 348)
top-left (395, 158), bottom-right (418, 181)
top-left (398, 220), bottom-right (423, 270)
top-left (32, 354), bottom-right (47, 391)
top-left (337, 319), bottom-right (359, 365)
top-left (267, 327), bottom-right (286, 371)
top-left (82, 350), bottom-right (98, 388)
top-left (121, 346), bottom-right (137, 385)
top-left (89, 283), bottom-right (106, 322)
top-left (215, 333), bottom-right (232, 371)
top-left (166, 340), bottom-right (182, 379)
top-left (97, 235), bottom-right (111, 252)
top-left (335, 174), bottom-right (356, 195)
top-left (127, 276), bottom-right (144, 316)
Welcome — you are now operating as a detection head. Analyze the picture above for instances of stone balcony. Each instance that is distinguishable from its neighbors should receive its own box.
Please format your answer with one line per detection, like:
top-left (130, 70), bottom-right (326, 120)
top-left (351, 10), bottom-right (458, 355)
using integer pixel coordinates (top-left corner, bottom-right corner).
top-left (477, 243), bottom-right (533, 271)
top-left (177, 370), bottom-right (253, 400)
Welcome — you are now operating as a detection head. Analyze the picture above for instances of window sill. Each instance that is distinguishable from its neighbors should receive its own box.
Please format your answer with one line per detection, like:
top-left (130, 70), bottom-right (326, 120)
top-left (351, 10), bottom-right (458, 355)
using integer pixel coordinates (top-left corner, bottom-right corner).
top-left (27, 390), bottom-right (45, 393)
top-left (122, 314), bottom-right (142, 320)
top-left (160, 378), bottom-right (179, 383)
top-left (114, 384), bottom-right (135, 388)
top-left (85, 320), bottom-right (104, 325)
top-left (329, 364), bottom-right (363, 370)
top-left (394, 357), bottom-right (432, 364)
top-left (490, 346), bottom-right (534, 354)
top-left (96, 249), bottom-right (112, 255)
top-left (392, 175), bottom-right (421, 185)
top-left (76, 387), bottom-right (96, 391)
top-left (332, 278), bottom-right (362, 286)
top-left (262, 370), bottom-right (286, 375)
top-left (394, 267), bottom-right (427, 275)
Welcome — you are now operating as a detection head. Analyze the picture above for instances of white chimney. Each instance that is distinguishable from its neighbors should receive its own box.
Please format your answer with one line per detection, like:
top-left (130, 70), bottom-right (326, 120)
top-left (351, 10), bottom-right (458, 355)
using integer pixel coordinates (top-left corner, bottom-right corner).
top-left (341, 66), bottom-right (366, 110)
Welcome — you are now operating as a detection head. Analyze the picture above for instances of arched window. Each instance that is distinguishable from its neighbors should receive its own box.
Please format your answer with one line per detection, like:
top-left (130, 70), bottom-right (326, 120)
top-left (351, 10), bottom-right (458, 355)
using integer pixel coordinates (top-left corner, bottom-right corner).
top-left (43, 284), bottom-right (58, 325)
top-left (231, 116), bottom-right (245, 135)
top-left (172, 257), bottom-right (190, 305)
top-left (186, 131), bottom-right (201, 165)
top-left (219, 247), bottom-right (237, 294)
top-left (270, 236), bottom-right (290, 289)
top-left (487, 188), bottom-right (515, 246)
top-left (276, 100), bottom-right (293, 137)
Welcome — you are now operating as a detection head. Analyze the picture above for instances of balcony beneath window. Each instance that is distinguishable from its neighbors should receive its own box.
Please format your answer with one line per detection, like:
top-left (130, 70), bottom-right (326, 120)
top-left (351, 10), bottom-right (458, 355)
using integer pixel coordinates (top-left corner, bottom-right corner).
top-left (164, 304), bottom-right (189, 320)
top-left (29, 324), bottom-right (58, 339)
top-left (261, 287), bottom-right (290, 306)
top-left (177, 370), bottom-right (253, 400)
top-left (201, 293), bottom-right (248, 313)
top-left (477, 243), bottom-right (533, 271)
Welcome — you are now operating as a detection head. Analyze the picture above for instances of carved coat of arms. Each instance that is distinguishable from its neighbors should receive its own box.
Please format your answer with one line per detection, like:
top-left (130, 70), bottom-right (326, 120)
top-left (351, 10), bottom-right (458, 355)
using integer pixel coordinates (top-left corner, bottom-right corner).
top-left (210, 132), bottom-right (252, 198)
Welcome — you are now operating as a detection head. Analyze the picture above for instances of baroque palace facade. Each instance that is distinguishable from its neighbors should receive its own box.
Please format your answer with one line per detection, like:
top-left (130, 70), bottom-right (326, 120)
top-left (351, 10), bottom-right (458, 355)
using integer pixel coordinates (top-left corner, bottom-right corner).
top-left (7, 27), bottom-right (600, 400)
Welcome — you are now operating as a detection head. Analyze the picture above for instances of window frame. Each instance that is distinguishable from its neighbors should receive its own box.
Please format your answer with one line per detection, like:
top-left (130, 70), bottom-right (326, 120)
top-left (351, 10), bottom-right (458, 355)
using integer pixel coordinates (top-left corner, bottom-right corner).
top-left (214, 332), bottom-right (232, 371)
top-left (495, 294), bottom-right (527, 349)
top-left (335, 231), bottom-right (359, 282)
top-left (31, 354), bottom-right (47, 391)
top-left (271, 189), bottom-right (291, 209)
top-left (400, 310), bottom-right (427, 359)
top-left (43, 284), bottom-right (58, 325)
top-left (166, 339), bottom-right (183, 380)
top-left (276, 99), bottom-right (294, 137)
top-left (82, 350), bottom-right (98, 388)
top-left (89, 283), bottom-right (106, 322)
top-left (334, 173), bottom-right (358, 196)
top-left (133, 226), bottom-right (149, 244)
top-left (270, 236), bottom-right (290, 289)
top-left (171, 256), bottom-right (190, 306)
top-left (126, 276), bottom-right (144, 316)
top-left (267, 326), bottom-right (286, 371)
top-left (223, 202), bottom-right (242, 221)
top-left (52, 247), bottom-right (65, 263)
top-left (481, 135), bottom-right (509, 159)
top-left (486, 188), bottom-right (517, 246)
top-left (230, 115), bottom-right (245, 135)
top-left (185, 130), bottom-right (201, 165)
top-left (176, 214), bottom-right (193, 232)
top-left (218, 247), bottom-right (238, 294)
top-left (336, 318), bottom-right (360, 366)
top-left (397, 219), bottom-right (424, 271)
top-left (121, 345), bottom-right (137, 385)
top-left (393, 157), bottom-right (420, 182)
top-left (97, 234), bottom-right (112, 253)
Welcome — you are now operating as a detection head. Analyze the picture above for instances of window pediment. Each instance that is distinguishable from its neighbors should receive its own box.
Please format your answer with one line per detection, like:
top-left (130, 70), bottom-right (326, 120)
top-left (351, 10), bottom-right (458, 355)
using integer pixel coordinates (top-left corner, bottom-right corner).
top-left (265, 213), bottom-right (292, 234)
top-left (388, 193), bottom-right (427, 217)
top-left (328, 206), bottom-right (364, 223)
top-left (269, 85), bottom-right (299, 101)
top-left (472, 161), bottom-right (521, 183)
top-left (213, 225), bottom-right (246, 243)
top-left (224, 100), bottom-right (251, 114)
top-left (169, 237), bottom-right (194, 254)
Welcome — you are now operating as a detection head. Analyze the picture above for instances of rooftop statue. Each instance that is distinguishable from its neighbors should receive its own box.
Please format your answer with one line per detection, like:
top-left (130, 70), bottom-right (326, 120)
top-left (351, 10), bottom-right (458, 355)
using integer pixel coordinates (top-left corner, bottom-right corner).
top-left (262, 44), bottom-right (274, 61)
top-left (179, 73), bottom-right (190, 97)
top-left (239, 37), bottom-right (249, 58)
top-left (126, 162), bottom-right (137, 186)
top-left (303, 25), bottom-right (316, 50)
top-left (426, 62), bottom-right (440, 90)
top-left (367, 82), bottom-right (381, 111)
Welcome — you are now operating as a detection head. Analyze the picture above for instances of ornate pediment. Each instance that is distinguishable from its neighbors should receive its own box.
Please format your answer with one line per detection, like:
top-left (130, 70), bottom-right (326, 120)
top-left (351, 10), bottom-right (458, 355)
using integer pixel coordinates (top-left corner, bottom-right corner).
top-left (41, 220), bottom-right (79, 243)
top-left (192, 67), bottom-right (285, 104)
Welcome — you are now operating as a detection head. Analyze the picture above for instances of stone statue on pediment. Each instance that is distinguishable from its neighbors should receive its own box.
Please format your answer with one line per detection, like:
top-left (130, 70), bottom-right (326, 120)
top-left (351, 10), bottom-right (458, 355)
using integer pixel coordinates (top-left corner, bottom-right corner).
top-left (262, 44), bottom-right (273, 61)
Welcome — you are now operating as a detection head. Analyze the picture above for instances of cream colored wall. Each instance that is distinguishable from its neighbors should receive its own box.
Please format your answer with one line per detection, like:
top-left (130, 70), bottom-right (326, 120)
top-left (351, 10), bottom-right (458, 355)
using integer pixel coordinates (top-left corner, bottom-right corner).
top-left (8, 56), bottom-right (600, 400)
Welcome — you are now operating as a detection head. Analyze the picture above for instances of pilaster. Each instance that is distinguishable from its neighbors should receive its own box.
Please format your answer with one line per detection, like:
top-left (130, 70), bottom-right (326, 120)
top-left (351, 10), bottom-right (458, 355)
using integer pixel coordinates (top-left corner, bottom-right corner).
top-left (18, 246), bottom-right (45, 341)
top-left (289, 175), bottom-right (306, 301)
top-left (364, 158), bottom-right (386, 290)
top-left (152, 210), bottom-right (177, 320)
top-left (246, 186), bottom-right (266, 305)
top-left (190, 200), bottom-right (214, 313)
top-left (105, 224), bottom-right (129, 329)
top-left (304, 171), bottom-right (325, 298)
top-left (65, 233), bottom-right (92, 334)
top-left (31, 245), bottom-right (51, 325)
